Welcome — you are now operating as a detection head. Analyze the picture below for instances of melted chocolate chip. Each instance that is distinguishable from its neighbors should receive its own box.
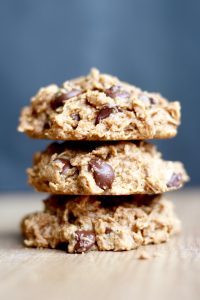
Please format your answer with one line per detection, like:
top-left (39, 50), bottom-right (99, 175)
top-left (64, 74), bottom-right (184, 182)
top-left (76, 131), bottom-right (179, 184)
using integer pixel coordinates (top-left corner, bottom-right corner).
top-left (105, 85), bottom-right (130, 99)
top-left (74, 230), bottom-right (95, 253)
top-left (53, 158), bottom-right (72, 174)
top-left (65, 89), bottom-right (82, 99)
top-left (51, 89), bottom-right (82, 110)
top-left (95, 106), bottom-right (114, 125)
top-left (68, 212), bottom-right (77, 224)
top-left (31, 108), bottom-right (38, 117)
top-left (149, 97), bottom-right (157, 104)
top-left (43, 120), bottom-right (51, 130)
top-left (105, 227), bottom-right (113, 234)
top-left (167, 173), bottom-right (182, 188)
top-left (95, 106), bottom-right (121, 125)
top-left (88, 158), bottom-right (115, 190)
top-left (71, 113), bottom-right (80, 121)
top-left (50, 93), bottom-right (66, 110)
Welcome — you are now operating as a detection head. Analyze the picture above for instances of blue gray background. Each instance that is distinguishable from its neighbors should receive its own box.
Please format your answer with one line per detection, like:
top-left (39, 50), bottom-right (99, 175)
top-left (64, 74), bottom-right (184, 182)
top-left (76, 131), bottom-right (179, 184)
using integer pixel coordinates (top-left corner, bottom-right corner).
top-left (0, 0), bottom-right (199, 190)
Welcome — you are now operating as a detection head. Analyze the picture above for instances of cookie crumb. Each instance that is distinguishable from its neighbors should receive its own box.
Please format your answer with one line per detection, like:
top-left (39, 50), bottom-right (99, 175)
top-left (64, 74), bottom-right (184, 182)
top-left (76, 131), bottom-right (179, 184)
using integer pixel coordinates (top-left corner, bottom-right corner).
top-left (138, 251), bottom-right (152, 260)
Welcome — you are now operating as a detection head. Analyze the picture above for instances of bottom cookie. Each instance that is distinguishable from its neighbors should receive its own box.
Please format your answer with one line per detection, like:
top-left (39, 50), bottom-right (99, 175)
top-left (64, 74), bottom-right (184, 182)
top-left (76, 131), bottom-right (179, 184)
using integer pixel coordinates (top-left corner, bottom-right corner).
top-left (21, 195), bottom-right (181, 253)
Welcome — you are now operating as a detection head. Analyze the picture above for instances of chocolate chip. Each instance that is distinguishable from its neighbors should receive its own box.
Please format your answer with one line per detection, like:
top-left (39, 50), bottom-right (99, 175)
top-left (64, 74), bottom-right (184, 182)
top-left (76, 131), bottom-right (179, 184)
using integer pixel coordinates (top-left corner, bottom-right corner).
top-left (71, 113), bottom-right (80, 121)
top-left (64, 89), bottom-right (82, 99)
top-left (88, 158), bottom-right (115, 190)
top-left (105, 227), bottom-right (112, 234)
top-left (149, 97), bottom-right (157, 104)
top-left (51, 89), bottom-right (82, 110)
top-left (68, 212), bottom-right (77, 224)
top-left (31, 108), bottom-right (38, 117)
top-left (43, 120), bottom-right (51, 130)
top-left (95, 106), bottom-right (114, 125)
top-left (95, 106), bottom-right (121, 125)
top-left (74, 230), bottom-right (95, 253)
top-left (105, 85), bottom-right (130, 99)
top-left (167, 173), bottom-right (182, 188)
top-left (53, 158), bottom-right (71, 174)
top-left (50, 93), bottom-right (66, 110)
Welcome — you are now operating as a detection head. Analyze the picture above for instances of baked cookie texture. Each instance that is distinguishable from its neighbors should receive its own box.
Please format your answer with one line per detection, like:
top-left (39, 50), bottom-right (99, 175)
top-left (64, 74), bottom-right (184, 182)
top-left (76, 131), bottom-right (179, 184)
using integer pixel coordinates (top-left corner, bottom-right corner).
top-left (18, 68), bottom-right (180, 141)
top-left (21, 194), bottom-right (181, 253)
top-left (28, 141), bottom-right (189, 195)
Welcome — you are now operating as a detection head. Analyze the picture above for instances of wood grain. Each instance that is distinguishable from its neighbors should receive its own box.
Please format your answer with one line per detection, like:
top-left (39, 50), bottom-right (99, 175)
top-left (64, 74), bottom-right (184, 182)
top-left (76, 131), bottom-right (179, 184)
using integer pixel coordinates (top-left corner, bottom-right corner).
top-left (0, 190), bottom-right (200, 300)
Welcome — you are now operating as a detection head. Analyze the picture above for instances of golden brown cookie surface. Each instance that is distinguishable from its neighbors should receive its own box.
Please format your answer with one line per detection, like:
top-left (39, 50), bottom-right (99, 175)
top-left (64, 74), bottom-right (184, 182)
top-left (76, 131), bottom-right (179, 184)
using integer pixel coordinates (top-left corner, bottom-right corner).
top-left (18, 68), bottom-right (180, 141)
top-left (28, 141), bottom-right (189, 195)
top-left (21, 194), bottom-right (181, 253)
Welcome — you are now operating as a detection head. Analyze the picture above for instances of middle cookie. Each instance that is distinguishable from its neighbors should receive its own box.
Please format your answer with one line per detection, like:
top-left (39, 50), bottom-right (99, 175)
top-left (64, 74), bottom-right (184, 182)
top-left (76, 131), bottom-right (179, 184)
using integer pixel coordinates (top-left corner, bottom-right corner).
top-left (28, 141), bottom-right (189, 195)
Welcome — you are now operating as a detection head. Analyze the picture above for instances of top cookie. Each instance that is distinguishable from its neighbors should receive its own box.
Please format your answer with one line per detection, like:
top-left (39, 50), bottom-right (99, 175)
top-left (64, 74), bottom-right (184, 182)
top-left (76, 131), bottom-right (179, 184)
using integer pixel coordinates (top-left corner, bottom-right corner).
top-left (18, 68), bottom-right (180, 141)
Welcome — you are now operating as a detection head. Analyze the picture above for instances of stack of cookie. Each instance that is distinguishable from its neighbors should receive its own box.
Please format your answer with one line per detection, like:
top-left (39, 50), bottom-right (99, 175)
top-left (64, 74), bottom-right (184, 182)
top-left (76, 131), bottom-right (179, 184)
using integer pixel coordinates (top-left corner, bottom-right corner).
top-left (18, 69), bottom-right (188, 253)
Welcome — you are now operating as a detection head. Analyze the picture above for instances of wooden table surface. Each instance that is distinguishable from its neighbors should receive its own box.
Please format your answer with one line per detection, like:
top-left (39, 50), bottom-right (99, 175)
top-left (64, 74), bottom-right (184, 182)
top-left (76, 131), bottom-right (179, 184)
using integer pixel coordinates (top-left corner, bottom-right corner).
top-left (0, 190), bottom-right (200, 300)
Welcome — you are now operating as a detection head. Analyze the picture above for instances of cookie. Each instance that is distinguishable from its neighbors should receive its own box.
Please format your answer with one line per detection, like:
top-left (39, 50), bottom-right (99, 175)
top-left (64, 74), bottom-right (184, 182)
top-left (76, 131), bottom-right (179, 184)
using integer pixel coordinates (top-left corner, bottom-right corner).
top-left (18, 68), bottom-right (180, 141)
top-left (28, 141), bottom-right (188, 195)
top-left (21, 194), bottom-right (181, 253)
